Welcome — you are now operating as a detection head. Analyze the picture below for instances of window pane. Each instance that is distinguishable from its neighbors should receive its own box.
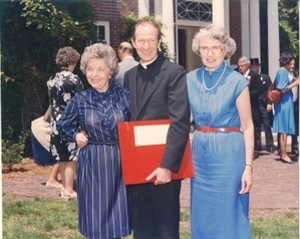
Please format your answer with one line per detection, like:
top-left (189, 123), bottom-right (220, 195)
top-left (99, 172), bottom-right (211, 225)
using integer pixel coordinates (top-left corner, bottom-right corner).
top-left (177, 0), bottom-right (212, 22)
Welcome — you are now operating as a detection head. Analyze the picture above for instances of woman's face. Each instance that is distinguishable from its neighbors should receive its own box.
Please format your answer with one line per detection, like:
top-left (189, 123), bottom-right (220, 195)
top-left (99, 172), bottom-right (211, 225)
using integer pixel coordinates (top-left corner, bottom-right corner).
top-left (86, 58), bottom-right (111, 92)
top-left (285, 59), bottom-right (295, 73)
top-left (198, 36), bottom-right (226, 71)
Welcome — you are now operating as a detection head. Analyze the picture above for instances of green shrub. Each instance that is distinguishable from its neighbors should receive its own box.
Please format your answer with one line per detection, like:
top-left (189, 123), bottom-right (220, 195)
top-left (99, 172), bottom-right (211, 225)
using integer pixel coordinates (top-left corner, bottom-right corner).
top-left (2, 127), bottom-right (29, 172)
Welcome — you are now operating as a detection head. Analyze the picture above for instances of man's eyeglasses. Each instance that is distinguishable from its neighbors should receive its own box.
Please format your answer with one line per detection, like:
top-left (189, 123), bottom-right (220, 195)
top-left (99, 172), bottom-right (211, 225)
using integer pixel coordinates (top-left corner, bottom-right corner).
top-left (199, 46), bottom-right (224, 55)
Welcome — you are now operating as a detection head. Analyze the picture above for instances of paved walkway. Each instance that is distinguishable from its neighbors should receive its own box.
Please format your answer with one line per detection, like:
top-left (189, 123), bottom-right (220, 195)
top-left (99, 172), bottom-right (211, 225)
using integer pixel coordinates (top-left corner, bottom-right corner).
top-left (3, 148), bottom-right (298, 209)
top-left (180, 149), bottom-right (299, 209)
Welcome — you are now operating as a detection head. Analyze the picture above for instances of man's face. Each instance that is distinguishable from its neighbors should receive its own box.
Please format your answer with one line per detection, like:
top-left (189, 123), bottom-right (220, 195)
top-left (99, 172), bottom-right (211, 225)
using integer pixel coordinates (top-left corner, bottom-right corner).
top-left (250, 65), bottom-right (260, 74)
top-left (238, 62), bottom-right (250, 74)
top-left (132, 23), bottom-right (161, 63)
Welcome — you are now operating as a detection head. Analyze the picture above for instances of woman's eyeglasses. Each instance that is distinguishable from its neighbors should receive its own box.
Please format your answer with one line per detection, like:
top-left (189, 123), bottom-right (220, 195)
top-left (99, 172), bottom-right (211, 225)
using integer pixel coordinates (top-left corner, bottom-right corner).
top-left (199, 46), bottom-right (224, 55)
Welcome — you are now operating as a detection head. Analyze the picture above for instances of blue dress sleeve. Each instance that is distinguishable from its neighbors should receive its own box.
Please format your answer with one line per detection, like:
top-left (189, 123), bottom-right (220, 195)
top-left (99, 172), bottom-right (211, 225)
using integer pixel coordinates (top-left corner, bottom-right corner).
top-left (122, 88), bottom-right (131, 121)
top-left (274, 69), bottom-right (289, 90)
top-left (57, 94), bottom-right (81, 142)
top-left (231, 71), bottom-right (249, 100)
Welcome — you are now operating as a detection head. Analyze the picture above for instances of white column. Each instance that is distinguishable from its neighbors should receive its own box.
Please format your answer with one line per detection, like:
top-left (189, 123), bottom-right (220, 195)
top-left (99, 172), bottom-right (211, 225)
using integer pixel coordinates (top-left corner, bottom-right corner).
top-left (249, 0), bottom-right (261, 60)
top-left (224, 0), bottom-right (231, 65)
top-left (154, 0), bottom-right (175, 58)
top-left (212, 0), bottom-right (225, 27)
top-left (138, 0), bottom-right (149, 17)
top-left (268, 0), bottom-right (280, 80)
top-left (241, 0), bottom-right (250, 57)
top-left (154, 0), bottom-right (162, 20)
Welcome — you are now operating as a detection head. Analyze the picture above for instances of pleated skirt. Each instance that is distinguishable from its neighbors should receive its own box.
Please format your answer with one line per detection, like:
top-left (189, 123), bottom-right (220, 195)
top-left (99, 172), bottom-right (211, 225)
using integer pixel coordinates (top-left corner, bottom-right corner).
top-left (77, 144), bottom-right (131, 239)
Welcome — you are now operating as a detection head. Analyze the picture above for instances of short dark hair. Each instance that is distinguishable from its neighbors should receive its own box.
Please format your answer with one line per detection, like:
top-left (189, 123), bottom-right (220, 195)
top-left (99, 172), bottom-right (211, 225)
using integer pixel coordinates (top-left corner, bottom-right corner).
top-left (279, 52), bottom-right (294, 67)
top-left (55, 46), bottom-right (80, 68)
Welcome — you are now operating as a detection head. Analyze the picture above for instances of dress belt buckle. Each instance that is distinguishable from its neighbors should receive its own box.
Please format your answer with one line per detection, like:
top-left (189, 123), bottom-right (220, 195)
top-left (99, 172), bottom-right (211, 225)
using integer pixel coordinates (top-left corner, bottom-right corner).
top-left (219, 128), bottom-right (226, 132)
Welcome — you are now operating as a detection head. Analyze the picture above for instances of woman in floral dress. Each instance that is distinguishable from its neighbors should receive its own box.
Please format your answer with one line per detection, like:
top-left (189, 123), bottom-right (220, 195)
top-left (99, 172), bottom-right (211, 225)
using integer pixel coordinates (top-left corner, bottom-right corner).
top-left (47, 46), bottom-right (84, 198)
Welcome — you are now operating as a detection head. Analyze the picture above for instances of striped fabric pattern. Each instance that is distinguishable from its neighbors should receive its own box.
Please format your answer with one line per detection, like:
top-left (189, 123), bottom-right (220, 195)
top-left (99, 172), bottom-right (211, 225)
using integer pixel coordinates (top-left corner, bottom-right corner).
top-left (58, 85), bottom-right (131, 238)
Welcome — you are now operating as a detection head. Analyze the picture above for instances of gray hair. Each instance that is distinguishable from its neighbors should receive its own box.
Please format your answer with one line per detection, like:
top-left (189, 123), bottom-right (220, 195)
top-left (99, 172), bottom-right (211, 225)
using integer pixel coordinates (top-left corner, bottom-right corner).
top-left (80, 43), bottom-right (119, 77)
top-left (238, 56), bottom-right (251, 65)
top-left (192, 24), bottom-right (236, 59)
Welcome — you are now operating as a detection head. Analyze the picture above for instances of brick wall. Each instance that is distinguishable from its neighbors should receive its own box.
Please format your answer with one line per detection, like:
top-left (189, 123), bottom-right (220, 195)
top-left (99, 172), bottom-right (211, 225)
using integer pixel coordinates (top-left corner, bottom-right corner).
top-left (229, 0), bottom-right (241, 65)
top-left (88, 0), bottom-right (138, 50)
top-left (88, 0), bottom-right (243, 66)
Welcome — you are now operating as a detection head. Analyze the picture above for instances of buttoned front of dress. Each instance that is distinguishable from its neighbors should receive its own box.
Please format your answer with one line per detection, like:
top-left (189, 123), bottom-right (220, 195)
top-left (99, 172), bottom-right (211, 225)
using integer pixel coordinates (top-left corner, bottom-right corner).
top-left (187, 63), bottom-right (251, 239)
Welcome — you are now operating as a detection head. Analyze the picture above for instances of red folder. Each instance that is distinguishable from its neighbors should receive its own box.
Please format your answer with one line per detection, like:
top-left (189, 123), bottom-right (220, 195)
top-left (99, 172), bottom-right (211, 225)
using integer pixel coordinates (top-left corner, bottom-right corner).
top-left (117, 119), bottom-right (194, 185)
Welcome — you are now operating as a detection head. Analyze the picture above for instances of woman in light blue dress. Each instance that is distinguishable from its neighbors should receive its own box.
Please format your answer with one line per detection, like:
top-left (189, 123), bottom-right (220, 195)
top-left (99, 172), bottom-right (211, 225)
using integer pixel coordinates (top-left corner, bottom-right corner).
top-left (273, 52), bottom-right (300, 163)
top-left (187, 24), bottom-right (254, 239)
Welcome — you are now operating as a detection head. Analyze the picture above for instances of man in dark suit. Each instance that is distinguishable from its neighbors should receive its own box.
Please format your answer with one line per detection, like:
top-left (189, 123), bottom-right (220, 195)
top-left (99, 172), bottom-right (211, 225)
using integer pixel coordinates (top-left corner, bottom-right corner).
top-left (238, 56), bottom-right (265, 158)
top-left (124, 19), bottom-right (190, 239)
top-left (250, 58), bottom-right (275, 153)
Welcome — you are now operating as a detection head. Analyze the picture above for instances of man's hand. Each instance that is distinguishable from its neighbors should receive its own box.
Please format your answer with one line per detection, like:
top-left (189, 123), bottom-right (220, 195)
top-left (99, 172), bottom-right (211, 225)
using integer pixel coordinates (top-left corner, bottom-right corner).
top-left (146, 167), bottom-right (172, 185)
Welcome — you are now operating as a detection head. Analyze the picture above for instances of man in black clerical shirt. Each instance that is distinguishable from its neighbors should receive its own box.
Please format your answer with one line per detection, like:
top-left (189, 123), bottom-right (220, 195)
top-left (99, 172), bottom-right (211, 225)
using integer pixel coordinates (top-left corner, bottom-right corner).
top-left (124, 19), bottom-right (190, 239)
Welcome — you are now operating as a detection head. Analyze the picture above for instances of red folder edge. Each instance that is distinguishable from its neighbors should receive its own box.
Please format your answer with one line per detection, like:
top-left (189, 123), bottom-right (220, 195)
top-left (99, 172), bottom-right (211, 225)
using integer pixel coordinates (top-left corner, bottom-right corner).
top-left (117, 119), bottom-right (194, 185)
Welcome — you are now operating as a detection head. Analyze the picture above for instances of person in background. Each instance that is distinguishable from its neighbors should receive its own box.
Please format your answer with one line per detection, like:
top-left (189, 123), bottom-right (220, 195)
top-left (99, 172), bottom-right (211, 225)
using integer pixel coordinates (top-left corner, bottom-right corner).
top-left (47, 46), bottom-right (84, 198)
top-left (238, 56), bottom-right (264, 159)
top-left (273, 52), bottom-right (300, 163)
top-left (58, 43), bottom-right (131, 239)
top-left (114, 41), bottom-right (138, 87)
top-left (289, 69), bottom-right (299, 156)
top-left (250, 58), bottom-right (275, 153)
top-left (187, 24), bottom-right (253, 238)
top-left (124, 19), bottom-right (190, 239)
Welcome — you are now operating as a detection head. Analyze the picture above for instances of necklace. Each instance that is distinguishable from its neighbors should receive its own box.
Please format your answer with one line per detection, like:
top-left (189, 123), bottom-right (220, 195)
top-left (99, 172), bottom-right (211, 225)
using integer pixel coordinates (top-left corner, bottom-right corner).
top-left (202, 65), bottom-right (227, 91)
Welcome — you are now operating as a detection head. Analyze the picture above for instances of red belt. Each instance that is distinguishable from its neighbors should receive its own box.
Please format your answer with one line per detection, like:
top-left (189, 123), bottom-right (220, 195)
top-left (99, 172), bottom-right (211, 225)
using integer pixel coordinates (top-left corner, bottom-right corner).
top-left (196, 126), bottom-right (241, 133)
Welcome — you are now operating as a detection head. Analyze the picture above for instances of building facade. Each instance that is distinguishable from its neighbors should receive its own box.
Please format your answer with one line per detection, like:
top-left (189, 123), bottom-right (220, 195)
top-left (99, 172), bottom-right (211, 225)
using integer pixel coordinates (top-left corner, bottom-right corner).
top-left (88, 0), bottom-right (281, 78)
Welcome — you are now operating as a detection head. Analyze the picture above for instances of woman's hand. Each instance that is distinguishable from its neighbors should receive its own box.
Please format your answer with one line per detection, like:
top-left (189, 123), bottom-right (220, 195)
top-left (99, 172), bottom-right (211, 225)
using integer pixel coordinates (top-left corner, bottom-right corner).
top-left (239, 166), bottom-right (253, 194)
top-left (266, 104), bottom-right (273, 112)
top-left (75, 131), bottom-right (88, 148)
top-left (282, 78), bottom-right (300, 94)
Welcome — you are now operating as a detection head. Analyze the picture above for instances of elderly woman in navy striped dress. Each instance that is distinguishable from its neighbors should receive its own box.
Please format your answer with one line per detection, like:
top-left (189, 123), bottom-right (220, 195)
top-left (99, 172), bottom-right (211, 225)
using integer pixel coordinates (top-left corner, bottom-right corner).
top-left (58, 43), bottom-right (131, 239)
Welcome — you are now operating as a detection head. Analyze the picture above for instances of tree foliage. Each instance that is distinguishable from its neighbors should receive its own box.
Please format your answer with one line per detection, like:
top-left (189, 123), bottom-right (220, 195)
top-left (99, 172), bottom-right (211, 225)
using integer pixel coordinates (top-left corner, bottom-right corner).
top-left (279, 0), bottom-right (299, 66)
top-left (1, 0), bottom-right (97, 150)
top-left (260, 0), bottom-right (299, 73)
top-left (2, 127), bottom-right (29, 172)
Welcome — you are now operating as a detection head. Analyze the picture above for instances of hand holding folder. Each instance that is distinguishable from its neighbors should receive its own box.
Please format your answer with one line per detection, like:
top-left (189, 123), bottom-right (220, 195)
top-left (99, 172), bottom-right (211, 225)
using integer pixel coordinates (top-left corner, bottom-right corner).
top-left (117, 119), bottom-right (194, 185)
top-left (146, 167), bottom-right (172, 185)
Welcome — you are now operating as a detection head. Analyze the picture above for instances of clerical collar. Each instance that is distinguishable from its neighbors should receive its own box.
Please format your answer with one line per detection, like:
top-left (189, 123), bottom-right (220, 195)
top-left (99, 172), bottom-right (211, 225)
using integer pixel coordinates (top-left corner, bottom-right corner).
top-left (140, 55), bottom-right (158, 69)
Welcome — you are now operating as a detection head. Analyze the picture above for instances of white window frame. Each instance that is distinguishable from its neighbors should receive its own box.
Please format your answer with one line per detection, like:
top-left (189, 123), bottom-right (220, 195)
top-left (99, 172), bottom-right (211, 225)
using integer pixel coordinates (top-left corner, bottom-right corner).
top-left (94, 21), bottom-right (110, 45)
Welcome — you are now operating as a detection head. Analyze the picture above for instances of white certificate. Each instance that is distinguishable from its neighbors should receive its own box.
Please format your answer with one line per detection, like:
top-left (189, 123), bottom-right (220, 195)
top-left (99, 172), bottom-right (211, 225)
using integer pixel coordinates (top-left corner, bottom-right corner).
top-left (133, 124), bottom-right (170, 146)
